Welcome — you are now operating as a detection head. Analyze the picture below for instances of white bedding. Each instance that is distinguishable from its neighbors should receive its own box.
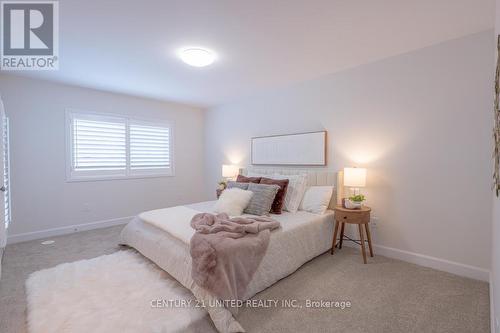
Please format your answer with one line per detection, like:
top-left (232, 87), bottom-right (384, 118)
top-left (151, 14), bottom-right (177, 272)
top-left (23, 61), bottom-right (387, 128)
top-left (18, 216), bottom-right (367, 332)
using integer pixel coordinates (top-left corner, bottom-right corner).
top-left (139, 206), bottom-right (199, 243)
top-left (120, 201), bottom-right (334, 333)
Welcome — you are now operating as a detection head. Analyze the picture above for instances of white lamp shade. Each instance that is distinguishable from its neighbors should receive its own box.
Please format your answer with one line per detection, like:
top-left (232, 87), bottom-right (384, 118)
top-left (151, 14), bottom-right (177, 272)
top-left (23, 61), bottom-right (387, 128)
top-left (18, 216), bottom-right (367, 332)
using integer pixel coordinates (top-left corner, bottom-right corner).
top-left (343, 167), bottom-right (366, 187)
top-left (222, 165), bottom-right (239, 179)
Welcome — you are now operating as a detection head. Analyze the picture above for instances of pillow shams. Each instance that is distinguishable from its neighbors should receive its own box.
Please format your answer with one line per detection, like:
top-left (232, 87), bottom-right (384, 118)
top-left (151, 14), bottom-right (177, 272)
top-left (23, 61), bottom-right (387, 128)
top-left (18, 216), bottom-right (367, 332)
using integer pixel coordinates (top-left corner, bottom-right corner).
top-left (214, 188), bottom-right (254, 216)
top-left (268, 174), bottom-right (307, 213)
top-left (299, 186), bottom-right (333, 215)
top-left (244, 183), bottom-right (280, 216)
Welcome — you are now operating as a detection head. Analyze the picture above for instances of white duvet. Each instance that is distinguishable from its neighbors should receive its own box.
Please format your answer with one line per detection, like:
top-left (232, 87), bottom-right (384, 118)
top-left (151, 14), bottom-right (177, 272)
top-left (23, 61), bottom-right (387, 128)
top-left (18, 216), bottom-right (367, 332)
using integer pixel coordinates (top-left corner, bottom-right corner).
top-left (120, 201), bottom-right (334, 333)
top-left (139, 206), bottom-right (198, 243)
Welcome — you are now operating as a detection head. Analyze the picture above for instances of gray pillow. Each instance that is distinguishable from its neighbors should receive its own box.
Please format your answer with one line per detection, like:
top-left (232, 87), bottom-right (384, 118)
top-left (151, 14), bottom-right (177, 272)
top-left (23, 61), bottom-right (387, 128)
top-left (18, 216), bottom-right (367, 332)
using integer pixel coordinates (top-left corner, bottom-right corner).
top-left (227, 181), bottom-right (249, 190)
top-left (244, 183), bottom-right (280, 216)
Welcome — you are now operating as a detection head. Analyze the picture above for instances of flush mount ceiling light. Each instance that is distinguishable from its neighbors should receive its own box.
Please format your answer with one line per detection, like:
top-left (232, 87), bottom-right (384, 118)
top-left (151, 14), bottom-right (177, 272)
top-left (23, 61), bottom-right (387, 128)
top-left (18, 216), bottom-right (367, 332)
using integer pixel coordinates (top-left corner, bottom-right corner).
top-left (179, 47), bottom-right (216, 67)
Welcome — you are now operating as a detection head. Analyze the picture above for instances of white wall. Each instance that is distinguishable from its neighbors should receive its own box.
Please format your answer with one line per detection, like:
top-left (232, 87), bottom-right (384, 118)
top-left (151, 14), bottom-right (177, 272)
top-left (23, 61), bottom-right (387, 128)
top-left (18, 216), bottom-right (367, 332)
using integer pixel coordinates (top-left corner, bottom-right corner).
top-left (0, 75), bottom-right (205, 241)
top-left (205, 31), bottom-right (493, 274)
top-left (491, 2), bottom-right (500, 331)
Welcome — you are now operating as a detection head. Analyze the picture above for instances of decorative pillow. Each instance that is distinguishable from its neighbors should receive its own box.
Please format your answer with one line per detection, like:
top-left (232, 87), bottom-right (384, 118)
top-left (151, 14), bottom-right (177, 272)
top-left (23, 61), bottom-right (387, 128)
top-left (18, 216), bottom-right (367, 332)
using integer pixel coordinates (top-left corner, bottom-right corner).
top-left (214, 188), bottom-right (253, 216)
top-left (299, 186), bottom-right (334, 215)
top-left (259, 177), bottom-right (289, 214)
top-left (226, 181), bottom-right (249, 190)
top-left (244, 183), bottom-right (280, 216)
top-left (267, 174), bottom-right (308, 213)
top-left (236, 174), bottom-right (262, 183)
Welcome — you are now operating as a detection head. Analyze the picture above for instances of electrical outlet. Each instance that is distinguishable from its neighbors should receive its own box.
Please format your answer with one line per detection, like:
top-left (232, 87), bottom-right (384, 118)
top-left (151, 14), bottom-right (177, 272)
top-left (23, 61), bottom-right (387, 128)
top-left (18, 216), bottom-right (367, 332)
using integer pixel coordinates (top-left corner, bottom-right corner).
top-left (371, 216), bottom-right (379, 227)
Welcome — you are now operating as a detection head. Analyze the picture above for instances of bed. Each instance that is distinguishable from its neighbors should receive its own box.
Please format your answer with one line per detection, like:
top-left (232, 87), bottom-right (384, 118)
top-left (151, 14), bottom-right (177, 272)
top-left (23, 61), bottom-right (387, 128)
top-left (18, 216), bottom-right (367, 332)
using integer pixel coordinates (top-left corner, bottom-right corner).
top-left (120, 168), bottom-right (336, 332)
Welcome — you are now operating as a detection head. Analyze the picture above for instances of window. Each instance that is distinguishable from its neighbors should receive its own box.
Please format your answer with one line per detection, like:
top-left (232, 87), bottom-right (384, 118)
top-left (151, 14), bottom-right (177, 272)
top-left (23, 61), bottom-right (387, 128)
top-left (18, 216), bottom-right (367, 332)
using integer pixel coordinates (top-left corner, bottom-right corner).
top-left (67, 111), bottom-right (173, 181)
top-left (72, 115), bottom-right (127, 175)
top-left (130, 123), bottom-right (171, 173)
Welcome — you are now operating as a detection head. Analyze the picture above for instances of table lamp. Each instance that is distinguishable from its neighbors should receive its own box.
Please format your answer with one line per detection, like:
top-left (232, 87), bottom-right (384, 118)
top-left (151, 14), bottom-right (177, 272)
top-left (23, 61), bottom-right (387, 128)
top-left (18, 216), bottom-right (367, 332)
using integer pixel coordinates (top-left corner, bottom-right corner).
top-left (222, 164), bottom-right (239, 181)
top-left (343, 167), bottom-right (367, 209)
top-left (343, 167), bottom-right (366, 196)
top-left (218, 164), bottom-right (239, 192)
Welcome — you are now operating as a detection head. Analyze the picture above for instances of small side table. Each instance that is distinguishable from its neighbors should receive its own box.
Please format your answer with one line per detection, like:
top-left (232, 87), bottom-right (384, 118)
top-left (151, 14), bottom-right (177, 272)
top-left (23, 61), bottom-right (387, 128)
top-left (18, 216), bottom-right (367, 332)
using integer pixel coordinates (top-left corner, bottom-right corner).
top-left (331, 206), bottom-right (373, 264)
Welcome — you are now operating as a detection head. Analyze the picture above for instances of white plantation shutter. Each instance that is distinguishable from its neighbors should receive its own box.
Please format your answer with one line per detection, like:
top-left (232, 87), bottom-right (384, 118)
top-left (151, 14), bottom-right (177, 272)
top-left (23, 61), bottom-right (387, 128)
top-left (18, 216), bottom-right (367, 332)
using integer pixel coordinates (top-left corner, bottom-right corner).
top-left (73, 118), bottom-right (127, 171)
top-left (3, 117), bottom-right (10, 229)
top-left (130, 123), bottom-right (171, 173)
top-left (67, 111), bottom-right (173, 181)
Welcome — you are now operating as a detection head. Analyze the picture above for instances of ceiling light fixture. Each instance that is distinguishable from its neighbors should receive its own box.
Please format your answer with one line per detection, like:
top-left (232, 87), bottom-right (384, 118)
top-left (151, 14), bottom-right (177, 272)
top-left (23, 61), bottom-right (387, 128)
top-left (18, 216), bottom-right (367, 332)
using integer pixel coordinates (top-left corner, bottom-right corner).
top-left (179, 47), bottom-right (216, 67)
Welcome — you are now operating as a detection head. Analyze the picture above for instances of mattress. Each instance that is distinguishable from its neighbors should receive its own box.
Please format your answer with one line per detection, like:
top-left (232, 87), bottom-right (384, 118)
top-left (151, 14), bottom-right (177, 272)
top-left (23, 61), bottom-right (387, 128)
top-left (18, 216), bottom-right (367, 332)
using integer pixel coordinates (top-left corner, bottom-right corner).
top-left (120, 201), bottom-right (334, 332)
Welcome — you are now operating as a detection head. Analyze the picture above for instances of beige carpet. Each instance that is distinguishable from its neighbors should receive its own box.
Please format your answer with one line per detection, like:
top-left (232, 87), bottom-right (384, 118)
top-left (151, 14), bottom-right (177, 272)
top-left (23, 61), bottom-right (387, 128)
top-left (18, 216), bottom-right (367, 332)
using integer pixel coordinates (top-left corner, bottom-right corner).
top-left (0, 225), bottom-right (490, 333)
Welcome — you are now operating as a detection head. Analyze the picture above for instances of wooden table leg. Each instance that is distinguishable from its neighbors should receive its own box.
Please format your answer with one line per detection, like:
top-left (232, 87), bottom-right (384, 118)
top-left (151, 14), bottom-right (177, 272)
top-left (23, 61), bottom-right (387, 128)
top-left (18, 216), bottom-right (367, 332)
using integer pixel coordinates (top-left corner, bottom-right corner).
top-left (358, 224), bottom-right (367, 264)
top-left (339, 222), bottom-right (345, 249)
top-left (331, 220), bottom-right (340, 254)
top-left (365, 224), bottom-right (374, 257)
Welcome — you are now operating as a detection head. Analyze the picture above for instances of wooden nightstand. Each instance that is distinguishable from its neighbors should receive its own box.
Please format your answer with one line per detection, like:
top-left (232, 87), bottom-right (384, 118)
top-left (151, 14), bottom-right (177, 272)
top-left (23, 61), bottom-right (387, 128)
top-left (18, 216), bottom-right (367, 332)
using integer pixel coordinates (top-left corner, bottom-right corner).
top-left (331, 206), bottom-right (373, 264)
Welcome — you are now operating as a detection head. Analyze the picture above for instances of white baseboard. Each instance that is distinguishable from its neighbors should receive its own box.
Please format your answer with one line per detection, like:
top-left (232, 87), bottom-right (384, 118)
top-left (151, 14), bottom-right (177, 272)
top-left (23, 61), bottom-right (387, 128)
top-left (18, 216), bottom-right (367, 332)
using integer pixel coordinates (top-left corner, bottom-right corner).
top-left (7, 216), bottom-right (133, 244)
top-left (491, 272), bottom-right (496, 333)
top-left (342, 241), bottom-right (489, 282)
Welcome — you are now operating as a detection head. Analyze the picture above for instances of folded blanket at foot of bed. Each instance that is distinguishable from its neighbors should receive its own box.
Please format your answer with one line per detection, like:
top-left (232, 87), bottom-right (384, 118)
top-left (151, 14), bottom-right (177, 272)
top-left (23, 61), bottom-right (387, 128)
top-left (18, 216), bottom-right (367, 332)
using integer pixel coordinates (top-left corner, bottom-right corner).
top-left (190, 213), bottom-right (280, 307)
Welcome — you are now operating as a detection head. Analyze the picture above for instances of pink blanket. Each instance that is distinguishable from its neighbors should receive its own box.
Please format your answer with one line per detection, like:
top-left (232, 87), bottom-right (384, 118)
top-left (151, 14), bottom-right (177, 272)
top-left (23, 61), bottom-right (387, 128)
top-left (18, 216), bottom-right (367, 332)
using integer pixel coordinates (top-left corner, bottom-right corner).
top-left (190, 213), bottom-right (280, 305)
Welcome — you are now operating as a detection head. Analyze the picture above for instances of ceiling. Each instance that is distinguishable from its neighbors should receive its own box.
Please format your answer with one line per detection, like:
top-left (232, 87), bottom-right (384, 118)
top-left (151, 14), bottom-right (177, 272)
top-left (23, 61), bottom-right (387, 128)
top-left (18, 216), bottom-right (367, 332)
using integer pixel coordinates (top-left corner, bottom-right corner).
top-left (9, 0), bottom-right (494, 107)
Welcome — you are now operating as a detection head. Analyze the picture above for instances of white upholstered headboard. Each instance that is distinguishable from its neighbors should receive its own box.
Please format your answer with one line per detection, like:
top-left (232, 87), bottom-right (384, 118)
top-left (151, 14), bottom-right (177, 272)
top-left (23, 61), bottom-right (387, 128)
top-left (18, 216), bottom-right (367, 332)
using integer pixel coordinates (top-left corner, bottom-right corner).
top-left (240, 167), bottom-right (338, 209)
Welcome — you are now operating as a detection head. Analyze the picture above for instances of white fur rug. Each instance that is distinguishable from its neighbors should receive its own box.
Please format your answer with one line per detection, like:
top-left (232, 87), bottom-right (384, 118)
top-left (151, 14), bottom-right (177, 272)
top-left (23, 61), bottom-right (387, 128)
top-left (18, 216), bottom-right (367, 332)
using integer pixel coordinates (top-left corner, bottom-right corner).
top-left (25, 250), bottom-right (213, 333)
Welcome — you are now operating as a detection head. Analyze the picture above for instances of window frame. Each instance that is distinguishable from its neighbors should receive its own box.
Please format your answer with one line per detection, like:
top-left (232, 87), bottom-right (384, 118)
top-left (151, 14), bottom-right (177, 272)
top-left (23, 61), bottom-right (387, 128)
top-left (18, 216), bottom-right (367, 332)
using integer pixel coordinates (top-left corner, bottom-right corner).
top-left (65, 109), bottom-right (175, 182)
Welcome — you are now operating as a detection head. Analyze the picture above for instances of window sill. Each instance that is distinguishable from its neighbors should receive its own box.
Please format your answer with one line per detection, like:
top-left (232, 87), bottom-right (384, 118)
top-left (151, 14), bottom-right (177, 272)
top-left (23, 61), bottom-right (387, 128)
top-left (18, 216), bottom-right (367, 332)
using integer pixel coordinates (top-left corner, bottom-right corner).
top-left (66, 172), bottom-right (175, 183)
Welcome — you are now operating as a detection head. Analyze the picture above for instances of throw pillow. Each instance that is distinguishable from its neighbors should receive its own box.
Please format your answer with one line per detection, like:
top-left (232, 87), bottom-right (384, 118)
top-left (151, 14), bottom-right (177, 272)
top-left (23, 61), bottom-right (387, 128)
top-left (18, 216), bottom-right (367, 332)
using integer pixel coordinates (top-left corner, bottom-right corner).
top-left (259, 177), bottom-right (289, 214)
top-left (213, 188), bottom-right (254, 216)
top-left (226, 181), bottom-right (249, 190)
top-left (244, 183), bottom-right (280, 216)
top-left (236, 175), bottom-right (262, 183)
top-left (299, 186), bottom-right (333, 214)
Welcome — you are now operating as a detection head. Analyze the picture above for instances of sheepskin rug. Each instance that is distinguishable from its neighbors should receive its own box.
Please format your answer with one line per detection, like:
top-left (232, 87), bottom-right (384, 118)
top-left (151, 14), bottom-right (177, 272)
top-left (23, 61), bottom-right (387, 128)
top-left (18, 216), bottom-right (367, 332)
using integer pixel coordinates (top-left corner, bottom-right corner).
top-left (25, 250), bottom-right (213, 333)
